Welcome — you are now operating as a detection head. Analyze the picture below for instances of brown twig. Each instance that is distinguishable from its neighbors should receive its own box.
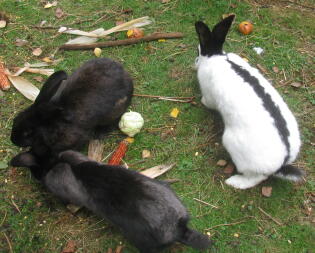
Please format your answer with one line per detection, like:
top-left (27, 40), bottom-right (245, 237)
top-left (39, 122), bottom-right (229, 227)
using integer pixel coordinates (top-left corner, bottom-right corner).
top-left (11, 199), bottom-right (21, 214)
top-left (3, 233), bottom-right (13, 253)
top-left (205, 216), bottom-right (254, 231)
top-left (0, 211), bottom-right (7, 227)
top-left (134, 93), bottom-right (195, 103)
top-left (258, 207), bottom-right (283, 226)
top-left (59, 32), bottom-right (184, 50)
top-left (193, 198), bottom-right (219, 209)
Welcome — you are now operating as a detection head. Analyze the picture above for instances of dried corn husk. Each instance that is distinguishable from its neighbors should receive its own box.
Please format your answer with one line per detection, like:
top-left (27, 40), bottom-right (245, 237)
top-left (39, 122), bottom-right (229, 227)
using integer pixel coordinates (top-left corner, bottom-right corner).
top-left (12, 67), bottom-right (54, 76)
top-left (0, 62), bottom-right (10, 90)
top-left (88, 139), bottom-right (105, 162)
top-left (59, 16), bottom-right (153, 38)
top-left (141, 163), bottom-right (175, 178)
top-left (7, 75), bottom-right (39, 101)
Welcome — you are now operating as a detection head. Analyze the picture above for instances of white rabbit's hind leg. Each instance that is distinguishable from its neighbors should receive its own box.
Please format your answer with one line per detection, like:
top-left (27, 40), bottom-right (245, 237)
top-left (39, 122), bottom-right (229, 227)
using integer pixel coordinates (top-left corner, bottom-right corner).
top-left (201, 96), bottom-right (216, 110)
top-left (225, 174), bottom-right (268, 189)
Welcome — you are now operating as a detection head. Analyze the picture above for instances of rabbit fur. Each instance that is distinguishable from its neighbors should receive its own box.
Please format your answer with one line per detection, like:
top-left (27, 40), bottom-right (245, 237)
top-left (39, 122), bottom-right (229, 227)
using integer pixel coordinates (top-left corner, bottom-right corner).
top-left (11, 58), bottom-right (133, 156)
top-left (10, 150), bottom-right (211, 253)
top-left (195, 15), bottom-right (302, 189)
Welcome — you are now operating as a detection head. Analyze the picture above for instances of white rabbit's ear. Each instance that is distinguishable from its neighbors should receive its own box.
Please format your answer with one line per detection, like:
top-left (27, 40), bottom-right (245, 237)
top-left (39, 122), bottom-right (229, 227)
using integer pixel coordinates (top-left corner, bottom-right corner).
top-left (195, 21), bottom-right (213, 56)
top-left (35, 70), bottom-right (67, 105)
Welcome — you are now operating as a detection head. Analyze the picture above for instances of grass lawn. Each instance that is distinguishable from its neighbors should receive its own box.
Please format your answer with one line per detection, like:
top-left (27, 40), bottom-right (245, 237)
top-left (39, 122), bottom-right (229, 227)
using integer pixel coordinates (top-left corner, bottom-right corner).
top-left (0, 0), bottom-right (314, 252)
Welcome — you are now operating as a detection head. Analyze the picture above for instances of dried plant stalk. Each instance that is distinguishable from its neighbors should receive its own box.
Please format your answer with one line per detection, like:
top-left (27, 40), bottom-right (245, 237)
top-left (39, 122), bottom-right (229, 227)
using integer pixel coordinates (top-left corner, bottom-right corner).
top-left (88, 139), bottom-right (105, 162)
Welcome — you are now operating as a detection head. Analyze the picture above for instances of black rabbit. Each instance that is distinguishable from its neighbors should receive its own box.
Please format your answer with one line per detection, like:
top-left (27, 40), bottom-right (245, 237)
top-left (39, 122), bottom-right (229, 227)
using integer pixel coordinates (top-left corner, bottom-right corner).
top-left (11, 150), bottom-right (211, 253)
top-left (11, 58), bottom-right (133, 156)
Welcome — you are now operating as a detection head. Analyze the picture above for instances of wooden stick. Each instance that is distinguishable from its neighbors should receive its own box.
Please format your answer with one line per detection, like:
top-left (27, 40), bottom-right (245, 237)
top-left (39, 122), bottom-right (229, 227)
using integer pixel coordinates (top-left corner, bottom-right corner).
top-left (205, 216), bottom-right (254, 231)
top-left (134, 94), bottom-right (194, 100)
top-left (258, 207), bottom-right (283, 226)
top-left (193, 198), bottom-right (219, 209)
top-left (59, 32), bottom-right (184, 50)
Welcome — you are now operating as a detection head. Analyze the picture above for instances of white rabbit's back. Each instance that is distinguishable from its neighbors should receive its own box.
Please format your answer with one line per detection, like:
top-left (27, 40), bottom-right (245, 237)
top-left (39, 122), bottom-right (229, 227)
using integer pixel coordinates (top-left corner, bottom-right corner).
top-left (197, 53), bottom-right (300, 174)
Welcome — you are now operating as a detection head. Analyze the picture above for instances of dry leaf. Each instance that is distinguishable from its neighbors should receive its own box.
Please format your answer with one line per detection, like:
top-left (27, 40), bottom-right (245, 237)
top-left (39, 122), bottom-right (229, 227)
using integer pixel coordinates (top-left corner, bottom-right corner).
top-left (141, 163), bottom-right (175, 178)
top-left (55, 7), bottom-right (64, 19)
top-left (261, 186), bottom-right (272, 197)
top-left (107, 249), bottom-right (113, 253)
top-left (170, 108), bottom-right (180, 118)
top-left (161, 0), bottom-right (171, 3)
top-left (0, 62), bottom-right (10, 90)
top-left (0, 20), bottom-right (7, 28)
top-left (62, 240), bottom-right (77, 253)
top-left (32, 48), bottom-right (43, 56)
top-left (290, 82), bottom-right (302, 88)
top-left (15, 39), bottom-right (28, 47)
top-left (7, 75), bottom-right (40, 101)
top-left (216, 159), bottom-right (227, 167)
top-left (94, 47), bottom-right (102, 57)
top-left (223, 163), bottom-right (234, 174)
top-left (142, 149), bottom-right (151, 159)
top-left (272, 66), bottom-right (279, 73)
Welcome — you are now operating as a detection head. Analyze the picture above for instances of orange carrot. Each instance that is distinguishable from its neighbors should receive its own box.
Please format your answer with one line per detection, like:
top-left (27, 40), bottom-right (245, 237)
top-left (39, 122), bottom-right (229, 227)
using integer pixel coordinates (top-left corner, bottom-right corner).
top-left (0, 62), bottom-right (10, 90)
top-left (108, 137), bottom-right (133, 165)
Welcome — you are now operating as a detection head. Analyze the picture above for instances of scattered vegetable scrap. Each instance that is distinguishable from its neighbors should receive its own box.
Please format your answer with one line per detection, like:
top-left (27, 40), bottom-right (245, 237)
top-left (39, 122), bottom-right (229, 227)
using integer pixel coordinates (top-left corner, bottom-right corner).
top-left (119, 111), bottom-right (144, 137)
top-left (0, 62), bottom-right (10, 90)
top-left (239, 21), bottom-right (253, 35)
top-left (127, 28), bottom-right (144, 38)
top-left (108, 137), bottom-right (134, 165)
top-left (170, 108), bottom-right (180, 118)
top-left (94, 47), bottom-right (102, 57)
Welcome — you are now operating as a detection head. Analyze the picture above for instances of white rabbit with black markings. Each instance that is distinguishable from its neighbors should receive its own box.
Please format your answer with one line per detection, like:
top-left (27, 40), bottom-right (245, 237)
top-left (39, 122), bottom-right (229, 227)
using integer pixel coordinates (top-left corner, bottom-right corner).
top-left (194, 15), bottom-right (302, 189)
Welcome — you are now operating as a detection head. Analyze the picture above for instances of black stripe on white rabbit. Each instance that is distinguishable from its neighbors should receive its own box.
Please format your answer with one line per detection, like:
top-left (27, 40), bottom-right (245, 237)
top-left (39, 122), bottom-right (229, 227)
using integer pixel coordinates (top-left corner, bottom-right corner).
top-left (11, 151), bottom-right (211, 253)
top-left (195, 15), bottom-right (302, 189)
top-left (11, 58), bottom-right (133, 156)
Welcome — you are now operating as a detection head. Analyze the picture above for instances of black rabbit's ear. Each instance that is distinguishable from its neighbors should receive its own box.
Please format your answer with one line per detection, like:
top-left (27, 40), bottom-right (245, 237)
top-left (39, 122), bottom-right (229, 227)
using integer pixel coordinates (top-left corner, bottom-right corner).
top-left (35, 70), bottom-right (67, 105)
top-left (10, 152), bottom-right (38, 167)
top-left (195, 21), bottom-right (213, 56)
top-left (211, 15), bottom-right (235, 49)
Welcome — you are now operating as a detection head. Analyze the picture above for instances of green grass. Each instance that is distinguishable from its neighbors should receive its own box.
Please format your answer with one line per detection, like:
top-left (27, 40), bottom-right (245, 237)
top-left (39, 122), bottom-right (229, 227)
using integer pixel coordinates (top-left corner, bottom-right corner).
top-left (1, 0), bottom-right (314, 252)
